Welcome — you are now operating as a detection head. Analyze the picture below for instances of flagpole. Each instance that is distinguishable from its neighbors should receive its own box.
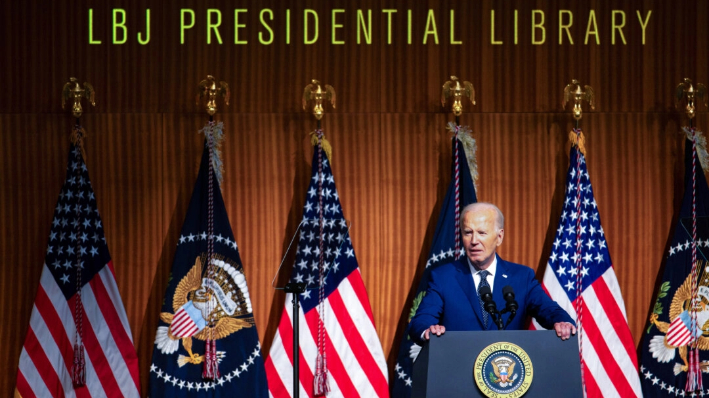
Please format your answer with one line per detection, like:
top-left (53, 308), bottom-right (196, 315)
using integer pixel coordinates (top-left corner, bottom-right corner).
top-left (302, 79), bottom-right (336, 397)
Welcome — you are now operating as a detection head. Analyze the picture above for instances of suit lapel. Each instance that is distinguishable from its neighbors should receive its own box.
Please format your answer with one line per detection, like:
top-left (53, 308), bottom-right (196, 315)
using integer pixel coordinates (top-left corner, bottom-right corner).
top-left (454, 259), bottom-right (486, 328)
top-left (493, 256), bottom-right (508, 306)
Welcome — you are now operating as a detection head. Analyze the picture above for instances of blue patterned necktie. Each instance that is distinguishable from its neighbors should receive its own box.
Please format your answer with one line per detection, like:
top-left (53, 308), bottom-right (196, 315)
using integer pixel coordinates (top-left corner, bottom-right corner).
top-left (477, 270), bottom-right (491, 330)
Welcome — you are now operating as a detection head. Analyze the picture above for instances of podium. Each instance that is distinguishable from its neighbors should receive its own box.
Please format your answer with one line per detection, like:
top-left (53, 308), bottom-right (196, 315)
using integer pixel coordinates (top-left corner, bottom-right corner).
top-left (412, 330), bottom-right (583, 398)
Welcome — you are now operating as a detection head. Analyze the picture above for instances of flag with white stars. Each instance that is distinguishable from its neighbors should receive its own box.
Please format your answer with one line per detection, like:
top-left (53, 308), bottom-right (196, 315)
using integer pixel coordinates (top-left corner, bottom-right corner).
top-left (641, 136), bottom-right (709, 397)
top-left (149, 139), bottom-right (268, 397)
top-left (530, 136), bottom-right (642, 398)
top-left (265, 141), bottom-right (389, 397)
top-left (15, 144), bottom-right (140, 397)
top-left (392, 129), bottom-right (477, 398)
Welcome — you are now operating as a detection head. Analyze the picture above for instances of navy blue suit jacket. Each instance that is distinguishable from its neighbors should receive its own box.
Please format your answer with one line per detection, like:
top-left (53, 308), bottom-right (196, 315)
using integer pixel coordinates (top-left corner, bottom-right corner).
top-left (409, 255), bottom-right (574, 345)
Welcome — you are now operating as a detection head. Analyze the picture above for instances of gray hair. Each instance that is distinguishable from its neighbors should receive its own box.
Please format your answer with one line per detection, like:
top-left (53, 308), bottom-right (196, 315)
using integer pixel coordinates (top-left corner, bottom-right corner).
top-left (460, 202), bottom-right (505, 231)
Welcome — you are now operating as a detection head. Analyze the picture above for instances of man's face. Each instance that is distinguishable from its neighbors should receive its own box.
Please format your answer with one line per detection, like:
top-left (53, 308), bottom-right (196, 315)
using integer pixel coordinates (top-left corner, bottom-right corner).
top-left (461, 208), bottom-right (504, 269)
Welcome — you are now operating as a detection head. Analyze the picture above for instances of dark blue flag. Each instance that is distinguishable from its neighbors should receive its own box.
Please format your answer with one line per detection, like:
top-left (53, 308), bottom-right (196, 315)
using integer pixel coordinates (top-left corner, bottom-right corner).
top-left (392, 124), bottom-right (477, 397)
top-left (640, 133), bottom-right (709, 397)
top-left (150, 126), bottom-right (268, 397)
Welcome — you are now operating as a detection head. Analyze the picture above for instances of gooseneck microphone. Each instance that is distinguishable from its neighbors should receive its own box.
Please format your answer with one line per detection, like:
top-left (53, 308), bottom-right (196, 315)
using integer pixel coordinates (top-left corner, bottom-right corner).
top-left (501, 285), bottom-right (519, 329)
top-left (479, 286), bottom-right (504, 330)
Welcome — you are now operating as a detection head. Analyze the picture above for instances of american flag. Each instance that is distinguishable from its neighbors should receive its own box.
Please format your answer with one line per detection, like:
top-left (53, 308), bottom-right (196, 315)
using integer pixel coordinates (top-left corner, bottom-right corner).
top-left (265, 140), bottom-right (389, 397)
top-left (15, 144), bottom-right (140, 397)
top-left (392, 127), bottom-right (477, 398)
top-left (530, 135), bottom-right (642, 397)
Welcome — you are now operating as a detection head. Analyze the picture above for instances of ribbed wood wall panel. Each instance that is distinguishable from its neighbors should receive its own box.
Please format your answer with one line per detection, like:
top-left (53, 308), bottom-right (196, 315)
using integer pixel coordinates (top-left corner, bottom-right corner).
top-left (1, 0), bottom-right (707, 395)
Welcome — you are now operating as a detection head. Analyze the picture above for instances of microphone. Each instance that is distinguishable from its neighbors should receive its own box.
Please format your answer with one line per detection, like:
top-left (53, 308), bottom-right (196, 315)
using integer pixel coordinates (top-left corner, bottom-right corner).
top-left (479, 286), bottom-right (502, 329)
top-left (502, 286), bottom-right (519, 329)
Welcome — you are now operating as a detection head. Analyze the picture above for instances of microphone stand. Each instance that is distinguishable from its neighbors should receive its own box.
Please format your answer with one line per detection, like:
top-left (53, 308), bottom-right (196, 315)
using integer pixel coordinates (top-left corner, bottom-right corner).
top-left (284, 282), bottom-right (306, 398)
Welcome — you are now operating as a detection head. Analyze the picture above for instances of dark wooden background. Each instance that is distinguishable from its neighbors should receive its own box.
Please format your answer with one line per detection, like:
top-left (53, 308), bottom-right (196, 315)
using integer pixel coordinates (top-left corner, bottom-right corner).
top-left (1, 0), bottom-right (707, 395)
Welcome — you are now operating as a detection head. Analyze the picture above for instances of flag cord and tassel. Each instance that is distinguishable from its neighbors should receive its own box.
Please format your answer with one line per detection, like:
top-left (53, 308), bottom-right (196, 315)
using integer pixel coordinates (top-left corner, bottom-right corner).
top-left (202, 120), bottom-right (220, 381)
top-left (453, 125), bottom-right (461, 255)
top-left (685, 127), bottom-right (703, 392)
top-left (71, 124), bottom-right (86, 387)
top-left (313, 129), bottom-right (330, 396)
top-left (571, 128), bottom-right (587, 396)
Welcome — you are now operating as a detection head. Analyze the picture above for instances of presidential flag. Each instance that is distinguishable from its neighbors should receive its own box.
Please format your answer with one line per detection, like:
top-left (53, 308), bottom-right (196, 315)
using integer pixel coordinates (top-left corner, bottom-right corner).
top-left (640, 131), bottom-right (709, 397)
top-left (15, 141), bottom-right (140, 397)
top-left (265, 134), bottom-right (389, 397)
top-left (150, 123), bottom-right (268, 397)
top-left (392, 123), bottom-right (477, 397)
top-left (530, 131), bottom-right (642, 397)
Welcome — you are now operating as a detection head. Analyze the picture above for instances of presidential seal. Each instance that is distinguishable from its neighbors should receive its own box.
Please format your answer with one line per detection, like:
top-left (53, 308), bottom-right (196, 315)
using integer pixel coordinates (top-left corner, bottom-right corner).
top-left (154, 253), bottom-right (255, 366)
top-left (474, 342), bottom-right (533, 398)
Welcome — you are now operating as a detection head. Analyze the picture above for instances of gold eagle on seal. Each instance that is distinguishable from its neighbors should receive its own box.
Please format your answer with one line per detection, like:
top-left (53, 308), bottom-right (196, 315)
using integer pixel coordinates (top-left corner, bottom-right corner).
top-left (154, 254), bottom-right (255, 367)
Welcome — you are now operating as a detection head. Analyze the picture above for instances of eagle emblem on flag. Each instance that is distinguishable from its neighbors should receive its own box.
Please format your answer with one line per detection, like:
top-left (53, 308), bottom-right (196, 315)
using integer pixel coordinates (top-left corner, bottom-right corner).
top-left (648, 266), bottom-right (709, 375)
top-left (155, 254), bottom-right (255, 367)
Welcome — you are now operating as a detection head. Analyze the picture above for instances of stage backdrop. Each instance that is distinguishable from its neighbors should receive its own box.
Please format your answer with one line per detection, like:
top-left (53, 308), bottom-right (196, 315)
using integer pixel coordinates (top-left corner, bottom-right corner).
top-left (1, 0), bottom-right (707, 395)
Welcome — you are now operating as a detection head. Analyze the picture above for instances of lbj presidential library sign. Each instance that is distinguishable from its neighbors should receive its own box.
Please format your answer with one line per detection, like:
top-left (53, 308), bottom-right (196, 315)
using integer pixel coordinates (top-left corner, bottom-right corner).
top-left (85, 7), bottom-right (653, 46)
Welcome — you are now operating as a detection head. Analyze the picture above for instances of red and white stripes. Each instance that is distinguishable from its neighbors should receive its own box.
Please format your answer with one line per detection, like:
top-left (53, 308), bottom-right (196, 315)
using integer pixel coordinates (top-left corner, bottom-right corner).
top-left (16, 262), bottom-right (140, 398)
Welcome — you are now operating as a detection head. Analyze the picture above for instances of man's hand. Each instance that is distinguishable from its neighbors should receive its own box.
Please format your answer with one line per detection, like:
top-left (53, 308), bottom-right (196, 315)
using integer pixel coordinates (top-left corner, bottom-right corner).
top-left (554, 322), bottom-right (577, 340)
top-left (423, 325), bottom-right (446, 340)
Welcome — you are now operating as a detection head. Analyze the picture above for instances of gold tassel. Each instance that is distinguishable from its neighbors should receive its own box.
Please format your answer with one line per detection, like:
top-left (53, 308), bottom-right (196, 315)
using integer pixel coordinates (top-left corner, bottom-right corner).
top-left (569, 130), bottom-right (587, 155)
top-left (310, 131), bottom-right (333, 161)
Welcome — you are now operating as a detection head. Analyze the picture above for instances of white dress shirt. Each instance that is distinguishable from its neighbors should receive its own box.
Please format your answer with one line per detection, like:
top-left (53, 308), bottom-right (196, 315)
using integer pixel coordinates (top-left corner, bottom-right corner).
top-left (469, 256), bottom-right (497, 292)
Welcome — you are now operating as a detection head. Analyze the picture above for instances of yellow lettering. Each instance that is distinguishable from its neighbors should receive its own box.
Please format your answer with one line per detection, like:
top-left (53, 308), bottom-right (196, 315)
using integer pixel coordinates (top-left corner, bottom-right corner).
top-left (559, 10), bottom-right (573, 44)
top-left (286, 9), bottom-right (291, 44)
top-left (332, 9), bottom-right (345, 44)
top-left (234, 9), bottom-right (247, 44)
top-left (636, 10), bottom-right (652, 45)
top-left (383, 9), bottom-right (397, 44)
top-left (450, 10), bottom-right (461, 44)
top-left (259, 9), bottom-right (273, 45)
top-left (585, 10), bottom-right (599, 45)
top-left (89, 9), bottom-right (102, 44)
top-left (137, 9), bottom-right (150, 45)
top-left (532, 10), bottom-right (545, 45)
top-left (407, 9), bottom-right (412, 44)
top-left (357, 9), bottom-right (372, 44)
top-left (304, 9), bottom-right (319, 44)
top-left (514, 9), bottom-right (518, 44)
top-left (112, 9), bottom-right (127, 44)
top-left (612, 10), bottom-right (626, 45)
top-left (423, 9), bottom-right (439, 44)
top-left (207, 9), bottom-right (223, 45)
top-left (180, 9), bottom-right (195, 44)
top-left (491, 10), bottom-right (503, 45)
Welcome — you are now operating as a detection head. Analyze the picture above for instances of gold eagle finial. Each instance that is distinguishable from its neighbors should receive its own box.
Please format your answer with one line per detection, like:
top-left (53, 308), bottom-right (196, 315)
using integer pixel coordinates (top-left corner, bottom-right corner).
top-left (302, 79), bottom-right (336, 120)
top-left (442, 76), bottom-right (475, 116)
top-left (196, 75), bottom-right (230, 116)
top-left (563, 79), bottom-right (595, 121)
top-left (676, 78), bottom-right (708, 120)
top-left (62, 78), bottom-right (95, 118)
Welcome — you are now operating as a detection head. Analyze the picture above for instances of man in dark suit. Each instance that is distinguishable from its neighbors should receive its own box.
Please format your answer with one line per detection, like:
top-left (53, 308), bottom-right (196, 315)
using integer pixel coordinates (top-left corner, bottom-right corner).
top-left (409, 202), bottom-right (576, 345)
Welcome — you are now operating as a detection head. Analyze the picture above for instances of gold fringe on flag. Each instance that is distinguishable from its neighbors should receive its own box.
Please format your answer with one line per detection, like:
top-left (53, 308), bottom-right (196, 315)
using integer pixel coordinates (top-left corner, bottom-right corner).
top-left (569, 130), bottom-right (587, 156)
top-left (446, 122), bottom-right (479, 193)
top-left (310, 130), bottom-right (332, 161)
top-left (70, 125), bottom-right (88, 161)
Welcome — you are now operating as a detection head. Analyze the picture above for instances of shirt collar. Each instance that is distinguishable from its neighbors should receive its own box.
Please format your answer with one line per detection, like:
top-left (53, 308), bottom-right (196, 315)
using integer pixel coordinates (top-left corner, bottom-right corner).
top-left (467, 255), bottom-right (497, 277)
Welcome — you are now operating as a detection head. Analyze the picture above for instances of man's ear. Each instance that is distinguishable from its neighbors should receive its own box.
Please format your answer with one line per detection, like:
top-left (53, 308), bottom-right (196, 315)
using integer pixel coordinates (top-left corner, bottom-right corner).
top-left (496, 229), bottom-right (504, 247)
